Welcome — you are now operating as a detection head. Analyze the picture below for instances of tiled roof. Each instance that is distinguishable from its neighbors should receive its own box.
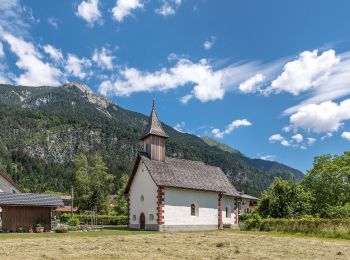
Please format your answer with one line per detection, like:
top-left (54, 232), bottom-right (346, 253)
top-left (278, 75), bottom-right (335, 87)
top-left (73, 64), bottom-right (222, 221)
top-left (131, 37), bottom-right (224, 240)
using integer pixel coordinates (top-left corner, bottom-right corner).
top-left (126, 154), bottom-right (239, 197)
top-left (0, 192), bottom-right (64, 207)
top-left (140, 101), bottom-right (169, 140)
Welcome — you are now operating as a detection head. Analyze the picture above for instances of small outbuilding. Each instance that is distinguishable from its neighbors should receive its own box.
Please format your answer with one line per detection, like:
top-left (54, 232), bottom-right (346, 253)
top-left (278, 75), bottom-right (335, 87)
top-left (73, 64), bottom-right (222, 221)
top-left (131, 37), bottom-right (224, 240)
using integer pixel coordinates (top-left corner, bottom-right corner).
top-left (0, 192), bottom-right (63, 232)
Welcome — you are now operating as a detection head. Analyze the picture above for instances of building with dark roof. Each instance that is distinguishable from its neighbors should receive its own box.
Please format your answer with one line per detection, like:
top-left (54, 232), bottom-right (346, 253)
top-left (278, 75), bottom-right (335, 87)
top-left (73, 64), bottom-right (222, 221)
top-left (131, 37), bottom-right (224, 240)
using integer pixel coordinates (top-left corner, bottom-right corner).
top-left (125, 101), bottom-right (240, 231)
top-left (0, 171), bottom-right (64, 232)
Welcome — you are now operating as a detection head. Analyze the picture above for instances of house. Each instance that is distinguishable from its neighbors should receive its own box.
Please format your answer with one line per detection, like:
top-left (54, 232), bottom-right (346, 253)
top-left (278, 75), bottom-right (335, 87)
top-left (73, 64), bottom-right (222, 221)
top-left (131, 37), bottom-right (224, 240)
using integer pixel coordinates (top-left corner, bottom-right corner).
top-left (54, 195), bottom-right (78, 214)
top-left (0, 171), bottom-right (63, 232)
top-left (238, 193), bottom-right (259, 214)
top-left (0, 171), bottom-right (24, 193)
top-left (125, 101), bottom-right (240, 231)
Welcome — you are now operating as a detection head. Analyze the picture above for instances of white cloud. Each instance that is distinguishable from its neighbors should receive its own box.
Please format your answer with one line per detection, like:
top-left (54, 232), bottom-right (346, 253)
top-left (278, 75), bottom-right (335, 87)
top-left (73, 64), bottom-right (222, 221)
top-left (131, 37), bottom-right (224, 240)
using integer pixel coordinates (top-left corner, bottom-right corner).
top-left (174, 122), bottom-right (185, 132)
top-left (321, 132), bottom-right (333, 140)
top-left (269, 134), bottom-right (284, 142)
top-left (1, 32), bottom-right (63, 86)
top-left (43, 44), bottom-right (63, 62)
top-left (307, 137), bottom-right (316, 145)
top-left (212, 119), bottom-right (251, 138)
top-left (92, 47), bottom-right (115, 70)
top-left (179, 94), bottom-right (193, 104)
top-left (282, 125), bottom-right (292, 133)
top-left (291, 133), bottom-right (303, 143)
top-left (65, 54), bottom-right (92, 79)
top-left (203, 36), bottom-right (216, 50)
top-left (112, 0), bottom-right (143, 22)
top-left (0, 0), bottom-right (32, 37)
top-left (280, 140), bottom-right (291, 147)
top-left (76, 0), bottom-right (101, 26)
top-left (289, 99), bottom-right (350, 133)
top-left (266, 50), bottom-right (340, 95)
top-left (341, 131), bottom-right (350, 141)
top-left (239, 73), bottom-right (265, 93)
top-left (0, 42), bottom-right (4, 58)
top-left (47, 17), bottom-right (59, 29)
top-left (260, 155), bottom-right (276, 161)
top-left (155, 0), bottom-right (182, 16)
top-left (98, 57), bottom-right (281, 102)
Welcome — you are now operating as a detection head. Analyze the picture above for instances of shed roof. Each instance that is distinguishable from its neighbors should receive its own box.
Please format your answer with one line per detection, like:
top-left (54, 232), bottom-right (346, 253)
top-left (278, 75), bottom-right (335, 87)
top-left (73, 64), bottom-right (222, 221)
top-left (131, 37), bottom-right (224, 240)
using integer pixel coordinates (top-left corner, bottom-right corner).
top-left (0, 192), bottom-right (64, 207)
top-left (125, 153), bottom-right (239, 197)
top-left (140, 100), bottom-right (169, 140)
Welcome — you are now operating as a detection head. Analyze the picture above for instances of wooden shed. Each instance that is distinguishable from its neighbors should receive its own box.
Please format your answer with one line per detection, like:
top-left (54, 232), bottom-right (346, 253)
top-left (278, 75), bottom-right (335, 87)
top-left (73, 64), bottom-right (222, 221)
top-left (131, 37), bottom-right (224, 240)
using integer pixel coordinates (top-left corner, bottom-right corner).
top-left (0, 193), bottom-right (63, 232)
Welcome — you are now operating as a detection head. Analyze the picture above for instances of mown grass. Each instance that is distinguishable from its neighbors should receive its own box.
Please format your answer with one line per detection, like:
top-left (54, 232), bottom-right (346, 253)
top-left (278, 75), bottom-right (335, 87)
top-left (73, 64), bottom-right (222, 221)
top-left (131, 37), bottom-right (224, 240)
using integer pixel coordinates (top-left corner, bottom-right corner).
top-left (0, 229), bottom-right (349, 259)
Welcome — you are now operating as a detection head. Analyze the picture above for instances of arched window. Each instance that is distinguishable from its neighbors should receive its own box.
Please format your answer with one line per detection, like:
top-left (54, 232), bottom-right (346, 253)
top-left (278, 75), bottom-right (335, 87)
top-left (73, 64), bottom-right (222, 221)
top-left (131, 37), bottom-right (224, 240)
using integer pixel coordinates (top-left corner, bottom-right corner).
top-left (141, 195), bottom-right (144, 201)
top-left (133, 215), bottom-right (136, 222)
top-left (149, 214), bottom-right (154, 221)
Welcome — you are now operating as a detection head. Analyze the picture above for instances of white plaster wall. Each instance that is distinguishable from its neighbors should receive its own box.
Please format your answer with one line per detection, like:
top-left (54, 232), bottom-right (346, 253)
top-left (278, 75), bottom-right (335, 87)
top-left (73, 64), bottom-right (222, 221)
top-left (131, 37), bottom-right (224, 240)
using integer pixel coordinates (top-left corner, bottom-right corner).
top-left (164, 188), bottom-right (218, 225)
top-left (129, 162), bottom-right (158, 226)
top-left (222, 195), bottom-right (236, 225)
top-left (0, 175), bottom-right (21, 193)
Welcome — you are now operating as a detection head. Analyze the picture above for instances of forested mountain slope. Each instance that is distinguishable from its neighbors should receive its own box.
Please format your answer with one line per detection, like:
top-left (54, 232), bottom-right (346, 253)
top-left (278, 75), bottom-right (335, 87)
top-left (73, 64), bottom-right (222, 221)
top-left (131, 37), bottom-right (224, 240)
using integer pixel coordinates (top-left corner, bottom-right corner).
top-left (0, 83), bottom-right (303, 196)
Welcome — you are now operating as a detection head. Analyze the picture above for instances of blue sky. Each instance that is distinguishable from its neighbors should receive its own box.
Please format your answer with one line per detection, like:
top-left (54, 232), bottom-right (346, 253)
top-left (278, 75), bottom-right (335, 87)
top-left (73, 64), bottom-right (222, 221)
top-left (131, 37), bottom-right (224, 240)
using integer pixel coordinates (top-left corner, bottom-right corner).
top-left (1, 0), bottom-right (350, 172)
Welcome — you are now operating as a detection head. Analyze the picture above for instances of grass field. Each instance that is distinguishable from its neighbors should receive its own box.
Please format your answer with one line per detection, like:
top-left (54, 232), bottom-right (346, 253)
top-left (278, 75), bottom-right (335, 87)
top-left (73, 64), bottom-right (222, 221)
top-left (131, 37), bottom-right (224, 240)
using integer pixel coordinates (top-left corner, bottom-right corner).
top-left (0, 229), bottom-right (349, 259)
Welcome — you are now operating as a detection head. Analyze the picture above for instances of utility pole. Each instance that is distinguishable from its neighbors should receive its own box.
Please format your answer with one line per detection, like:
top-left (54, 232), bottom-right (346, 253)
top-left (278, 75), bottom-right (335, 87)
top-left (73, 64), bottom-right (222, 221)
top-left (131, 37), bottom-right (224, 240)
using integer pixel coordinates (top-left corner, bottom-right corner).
top-left (71, 186), bottom-right (74, 217)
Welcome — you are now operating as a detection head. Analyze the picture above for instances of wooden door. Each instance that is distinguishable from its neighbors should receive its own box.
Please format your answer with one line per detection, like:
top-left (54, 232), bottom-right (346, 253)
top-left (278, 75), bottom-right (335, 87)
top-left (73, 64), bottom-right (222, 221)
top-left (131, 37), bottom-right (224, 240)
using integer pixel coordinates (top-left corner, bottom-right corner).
top-left (139, 213), bottom-right (145, 230)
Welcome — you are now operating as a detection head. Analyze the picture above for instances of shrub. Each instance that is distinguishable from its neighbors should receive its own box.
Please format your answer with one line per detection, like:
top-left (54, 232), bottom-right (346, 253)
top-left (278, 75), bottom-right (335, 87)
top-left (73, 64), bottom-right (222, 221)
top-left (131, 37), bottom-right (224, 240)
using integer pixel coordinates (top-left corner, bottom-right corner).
top-left (73, 214), bottom-right (127, 225)
top-left (325, 204), bottom-right (350, 219)
top-left (54, 226), bottom-right (68, 233)
top-left (67, 217), bottom-right (80, 226)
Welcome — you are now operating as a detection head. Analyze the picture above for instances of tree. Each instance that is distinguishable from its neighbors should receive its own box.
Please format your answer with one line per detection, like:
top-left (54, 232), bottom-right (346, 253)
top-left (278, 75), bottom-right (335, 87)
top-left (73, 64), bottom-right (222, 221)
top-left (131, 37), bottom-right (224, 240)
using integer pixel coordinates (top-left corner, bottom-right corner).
top-left (114, 174), bottom-right (128, 216)
top-left (73, 154), bottom-right (114, 213)
top-left (257, 178), bottom-right (311, 218)
top-left (302, 152), bottom-right (350, 217)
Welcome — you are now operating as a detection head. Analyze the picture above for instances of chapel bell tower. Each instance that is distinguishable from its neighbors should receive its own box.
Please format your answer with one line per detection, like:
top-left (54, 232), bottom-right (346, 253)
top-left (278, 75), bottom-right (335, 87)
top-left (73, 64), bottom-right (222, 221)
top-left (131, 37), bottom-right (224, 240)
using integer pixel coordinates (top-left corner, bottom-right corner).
top-left (140, 100), bottom-right (169, 162)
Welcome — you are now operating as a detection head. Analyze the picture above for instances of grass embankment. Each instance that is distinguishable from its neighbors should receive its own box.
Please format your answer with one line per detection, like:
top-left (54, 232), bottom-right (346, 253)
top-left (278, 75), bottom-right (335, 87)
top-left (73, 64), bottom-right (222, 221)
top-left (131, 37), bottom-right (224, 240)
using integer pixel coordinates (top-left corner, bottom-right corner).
top-left (0, 229), bottom-right (349, 259)
top-left (241, 217), bottom-right (350, 240)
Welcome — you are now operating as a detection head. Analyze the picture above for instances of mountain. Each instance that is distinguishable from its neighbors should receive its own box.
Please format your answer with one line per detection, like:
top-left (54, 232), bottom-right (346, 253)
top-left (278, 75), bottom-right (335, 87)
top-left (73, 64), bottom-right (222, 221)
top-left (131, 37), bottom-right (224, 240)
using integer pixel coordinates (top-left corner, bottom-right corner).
top-left (0, 83), bottom-right (303, 196)
top-left (202, 136), bottom-right (304, 182)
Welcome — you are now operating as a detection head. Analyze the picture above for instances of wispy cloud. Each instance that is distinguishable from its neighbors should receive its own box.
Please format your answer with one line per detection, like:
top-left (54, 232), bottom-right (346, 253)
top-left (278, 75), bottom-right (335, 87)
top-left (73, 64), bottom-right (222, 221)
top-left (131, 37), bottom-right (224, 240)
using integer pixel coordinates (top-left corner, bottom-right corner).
top-left (155, 0), bottom-right (182, 16)
top-left (203, 36), bottom-right (216, 50)
top-left (212, 119), bottom-right (251, 138)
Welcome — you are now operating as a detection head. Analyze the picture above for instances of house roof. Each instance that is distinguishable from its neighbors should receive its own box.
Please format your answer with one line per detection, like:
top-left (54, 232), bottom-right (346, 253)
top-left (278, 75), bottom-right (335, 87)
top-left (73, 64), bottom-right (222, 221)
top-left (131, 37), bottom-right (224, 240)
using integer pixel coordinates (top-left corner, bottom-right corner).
top-left (125, 153), bottom-right (239, 197)
top-left (240, 194), bottom-right (259, 200)
top-left (0, 171), bottom-right (25, 193)
top-left (140, 100), bottom-right (169, 140)
top-left (0, 192), bottom-right (64, 207)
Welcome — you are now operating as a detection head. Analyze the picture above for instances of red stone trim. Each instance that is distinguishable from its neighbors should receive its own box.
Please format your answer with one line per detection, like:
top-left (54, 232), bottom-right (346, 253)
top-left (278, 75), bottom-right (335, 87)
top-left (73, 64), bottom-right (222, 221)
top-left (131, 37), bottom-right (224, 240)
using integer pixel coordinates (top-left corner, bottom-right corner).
top-left (157, 187), bottom-right (164, 225)
top-left (218, 193), bottom-right (222, 229)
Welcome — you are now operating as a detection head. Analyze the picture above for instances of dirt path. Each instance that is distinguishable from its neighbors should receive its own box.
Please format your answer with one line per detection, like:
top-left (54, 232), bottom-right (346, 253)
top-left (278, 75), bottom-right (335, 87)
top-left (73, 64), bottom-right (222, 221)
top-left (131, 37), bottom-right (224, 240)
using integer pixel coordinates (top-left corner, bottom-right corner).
top-left (0, 231), bottom-right (349, 259)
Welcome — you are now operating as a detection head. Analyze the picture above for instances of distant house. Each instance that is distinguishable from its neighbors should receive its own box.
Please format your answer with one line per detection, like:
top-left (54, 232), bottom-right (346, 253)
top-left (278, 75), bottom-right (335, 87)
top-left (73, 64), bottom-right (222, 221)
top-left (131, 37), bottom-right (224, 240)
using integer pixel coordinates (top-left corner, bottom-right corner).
top-left (0, 171), bottom-right (24, 194)
top-left (54, 195), bottom-right (78, 214)
top-left (125, 101), bottom-right (240, 231)
top-left (238, 193), bottom-right (259, 214)
top-left (0, 171), bottom-right (63, 232)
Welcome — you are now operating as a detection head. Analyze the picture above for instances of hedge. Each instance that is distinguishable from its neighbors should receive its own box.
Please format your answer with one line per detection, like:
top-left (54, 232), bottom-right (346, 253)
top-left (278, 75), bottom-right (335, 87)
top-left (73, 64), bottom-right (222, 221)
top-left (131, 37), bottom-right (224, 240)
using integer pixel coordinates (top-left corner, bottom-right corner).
top-left (240, 216), bottom-right (350, 239)
top-left (60, 214), bottom-right (127, 225)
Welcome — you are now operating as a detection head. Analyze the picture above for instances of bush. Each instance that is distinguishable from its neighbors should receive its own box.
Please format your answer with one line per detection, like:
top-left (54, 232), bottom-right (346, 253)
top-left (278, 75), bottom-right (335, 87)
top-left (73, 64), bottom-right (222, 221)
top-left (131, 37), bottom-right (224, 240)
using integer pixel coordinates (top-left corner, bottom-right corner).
top-left (325, 204), bottom-right (350, 219)
top-left (54, 226), bottom-right (68, 233)
top-left (68, 217), bottom-right (80, 226)
top-left (73, 214), bottom-right (127, 225)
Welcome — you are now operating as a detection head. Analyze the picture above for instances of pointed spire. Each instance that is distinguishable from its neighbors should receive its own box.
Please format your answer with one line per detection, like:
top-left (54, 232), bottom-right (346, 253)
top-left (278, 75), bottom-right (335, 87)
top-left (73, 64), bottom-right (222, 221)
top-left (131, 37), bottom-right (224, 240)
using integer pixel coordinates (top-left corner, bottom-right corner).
top-left (141, 100), bottom-right (169, 140)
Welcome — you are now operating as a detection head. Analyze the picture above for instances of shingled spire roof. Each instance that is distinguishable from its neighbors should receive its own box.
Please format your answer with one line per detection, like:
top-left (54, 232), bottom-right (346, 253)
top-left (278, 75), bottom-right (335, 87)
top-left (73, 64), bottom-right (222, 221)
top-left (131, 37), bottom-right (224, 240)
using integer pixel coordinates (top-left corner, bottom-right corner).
top-left (141, 100), bottom-right (169, 140)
